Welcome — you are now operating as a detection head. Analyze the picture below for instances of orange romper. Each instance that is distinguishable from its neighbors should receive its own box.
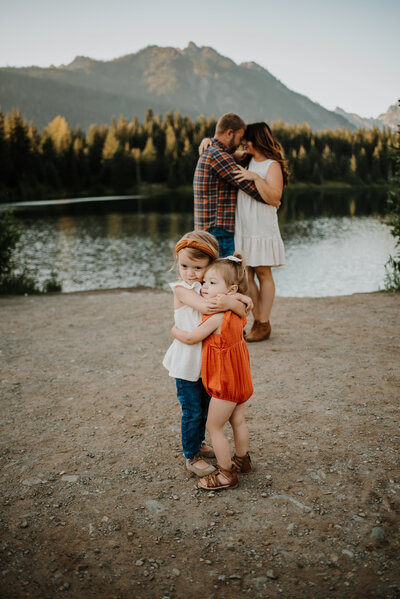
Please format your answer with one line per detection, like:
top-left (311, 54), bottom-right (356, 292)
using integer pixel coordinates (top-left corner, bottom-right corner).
top-left (201, 310), bottom-right (253, 404)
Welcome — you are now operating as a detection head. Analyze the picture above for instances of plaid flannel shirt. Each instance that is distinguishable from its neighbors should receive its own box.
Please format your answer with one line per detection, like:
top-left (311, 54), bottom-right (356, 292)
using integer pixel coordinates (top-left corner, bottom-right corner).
top-left (193, 138), bottom-right (264, 233)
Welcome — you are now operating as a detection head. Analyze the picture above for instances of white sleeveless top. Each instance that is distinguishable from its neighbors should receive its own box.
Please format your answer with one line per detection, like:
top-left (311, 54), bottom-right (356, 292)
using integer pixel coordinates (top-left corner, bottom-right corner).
top-left (162, 280), bottom-right (203, 382)
top-left (234, 158), bottom-right (285, 267)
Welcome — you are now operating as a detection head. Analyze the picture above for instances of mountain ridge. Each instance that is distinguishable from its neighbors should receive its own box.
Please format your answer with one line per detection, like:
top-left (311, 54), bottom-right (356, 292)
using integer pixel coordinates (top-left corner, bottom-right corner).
top-left (334, 105), bottom-right (398, 131)
top-left (0, 42), bottom-right (394, 131)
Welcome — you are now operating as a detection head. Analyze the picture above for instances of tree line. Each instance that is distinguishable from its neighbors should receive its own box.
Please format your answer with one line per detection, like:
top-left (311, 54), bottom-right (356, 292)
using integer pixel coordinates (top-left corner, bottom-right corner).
top-left (0, 108), bottom-right (396, 203)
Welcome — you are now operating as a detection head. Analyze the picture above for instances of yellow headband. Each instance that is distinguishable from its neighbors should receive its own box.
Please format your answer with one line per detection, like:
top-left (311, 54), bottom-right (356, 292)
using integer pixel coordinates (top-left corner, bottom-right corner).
top-left (175, 239), bottom-right (217, 259)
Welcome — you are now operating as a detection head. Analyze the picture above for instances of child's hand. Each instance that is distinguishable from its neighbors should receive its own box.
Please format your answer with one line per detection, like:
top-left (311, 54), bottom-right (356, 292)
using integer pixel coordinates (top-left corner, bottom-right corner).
top-left (171, 325), bottom-right (179, 338)
top-left (241, 295), bottom-right (254, 314)
top-left (206, 294), bottom-right (231, 312)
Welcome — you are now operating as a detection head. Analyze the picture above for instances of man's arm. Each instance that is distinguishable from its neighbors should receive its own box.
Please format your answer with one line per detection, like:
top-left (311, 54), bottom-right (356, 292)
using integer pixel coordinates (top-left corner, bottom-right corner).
top-left (233, 163), bottom-right (283, 208)
top-left (211, 151), bottom-right (265, 203)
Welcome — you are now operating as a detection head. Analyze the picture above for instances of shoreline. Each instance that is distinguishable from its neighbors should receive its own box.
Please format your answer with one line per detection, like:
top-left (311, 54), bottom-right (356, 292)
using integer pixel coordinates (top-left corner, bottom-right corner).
top-left (0, 182), bottom-right (389, 209)
top-left (1, 286), bottom-right (390, 300)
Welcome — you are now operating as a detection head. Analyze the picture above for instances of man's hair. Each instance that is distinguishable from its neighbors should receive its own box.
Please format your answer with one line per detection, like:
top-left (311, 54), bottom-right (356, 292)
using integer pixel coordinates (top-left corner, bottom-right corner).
top-left (215, 113), bottom-right (246, 135)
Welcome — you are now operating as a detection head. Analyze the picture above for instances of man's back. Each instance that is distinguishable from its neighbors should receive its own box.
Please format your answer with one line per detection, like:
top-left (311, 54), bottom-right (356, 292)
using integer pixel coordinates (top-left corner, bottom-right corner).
top-left (194, 138), bottom-right (264, 235)
top-left (193, 139), bottom-right (239, 233)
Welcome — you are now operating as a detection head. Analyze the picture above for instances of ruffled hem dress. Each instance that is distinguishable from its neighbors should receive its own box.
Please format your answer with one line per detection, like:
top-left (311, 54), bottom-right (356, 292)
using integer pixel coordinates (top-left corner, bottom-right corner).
top-left (162, 280), bottom-right (203, 382)
top-left (234, 158), bottom-right (285, 267)
top-left (201, 310), bottom-right (253, 404)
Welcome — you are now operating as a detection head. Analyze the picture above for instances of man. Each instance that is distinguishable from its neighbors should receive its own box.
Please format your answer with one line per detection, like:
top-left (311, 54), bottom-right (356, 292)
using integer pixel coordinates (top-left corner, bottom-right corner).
top-left (193, 113), bottom-right (264, 257)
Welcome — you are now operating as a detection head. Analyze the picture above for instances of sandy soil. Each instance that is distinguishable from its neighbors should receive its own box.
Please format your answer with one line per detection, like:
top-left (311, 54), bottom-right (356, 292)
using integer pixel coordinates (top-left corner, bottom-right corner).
top-left (0, 289), bottom-right (399, 599)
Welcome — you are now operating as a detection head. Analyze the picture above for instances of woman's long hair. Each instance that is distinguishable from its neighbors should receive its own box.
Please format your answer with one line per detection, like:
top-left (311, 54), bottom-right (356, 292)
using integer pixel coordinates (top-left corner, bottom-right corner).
top-left (243, 122), bottom-right (289, 186)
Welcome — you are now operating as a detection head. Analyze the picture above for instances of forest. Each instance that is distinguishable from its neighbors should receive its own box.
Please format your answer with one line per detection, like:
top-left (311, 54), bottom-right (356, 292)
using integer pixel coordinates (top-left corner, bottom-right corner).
top-left (0, 108), bottom-right (396, 203)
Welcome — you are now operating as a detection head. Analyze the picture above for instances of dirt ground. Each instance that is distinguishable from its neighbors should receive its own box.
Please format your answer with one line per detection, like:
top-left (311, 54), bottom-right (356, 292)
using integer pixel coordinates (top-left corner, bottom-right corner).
top-left (0, 289), bottom-right (399, 599)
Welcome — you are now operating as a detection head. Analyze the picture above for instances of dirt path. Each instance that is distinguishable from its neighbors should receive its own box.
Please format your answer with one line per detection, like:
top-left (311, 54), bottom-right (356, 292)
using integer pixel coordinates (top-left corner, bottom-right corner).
top-left (1, 290), bottom-right (399, 599)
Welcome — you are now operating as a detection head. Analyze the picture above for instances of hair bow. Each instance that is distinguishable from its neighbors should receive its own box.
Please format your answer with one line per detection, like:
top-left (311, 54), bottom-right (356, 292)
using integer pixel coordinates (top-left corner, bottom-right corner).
top-left (226, 255), bottom-right (242, 263)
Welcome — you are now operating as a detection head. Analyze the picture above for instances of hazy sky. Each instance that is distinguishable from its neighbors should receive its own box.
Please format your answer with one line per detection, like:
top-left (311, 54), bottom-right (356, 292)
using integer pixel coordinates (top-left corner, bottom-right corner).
top-left (1, 0), bottom-right (399, 117)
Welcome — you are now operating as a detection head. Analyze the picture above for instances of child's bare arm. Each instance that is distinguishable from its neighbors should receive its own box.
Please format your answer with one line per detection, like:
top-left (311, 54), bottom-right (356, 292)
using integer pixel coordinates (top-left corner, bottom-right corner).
top-left (175, 285), bottom-right (243, 315)
top-left (174, 286), bottom-right (215, 314)
top-left (171, 313), bottom-right (223, 345)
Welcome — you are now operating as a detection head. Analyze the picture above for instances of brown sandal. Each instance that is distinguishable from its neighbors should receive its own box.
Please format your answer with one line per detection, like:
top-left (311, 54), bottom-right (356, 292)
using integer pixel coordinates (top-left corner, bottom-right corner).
top-left (232, 452), bottom-right (252, 473)
top-left (198, 464), bottom-right (238, 490)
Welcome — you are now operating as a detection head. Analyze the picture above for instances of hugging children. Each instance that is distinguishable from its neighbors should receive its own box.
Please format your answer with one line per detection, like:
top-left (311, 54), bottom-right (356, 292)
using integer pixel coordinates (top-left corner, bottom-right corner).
top-left (163, 230), bottom-right (254, 490)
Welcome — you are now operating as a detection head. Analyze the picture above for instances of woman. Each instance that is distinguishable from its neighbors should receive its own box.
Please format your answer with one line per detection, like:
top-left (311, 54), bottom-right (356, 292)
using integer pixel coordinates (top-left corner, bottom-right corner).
top-left (233, 122), bottom-right (289, 342)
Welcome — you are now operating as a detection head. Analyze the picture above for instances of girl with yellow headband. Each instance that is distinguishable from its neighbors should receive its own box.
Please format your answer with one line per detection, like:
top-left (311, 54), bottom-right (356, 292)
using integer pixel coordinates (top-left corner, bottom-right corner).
top-left (163, 231), bottom-right (252, 477)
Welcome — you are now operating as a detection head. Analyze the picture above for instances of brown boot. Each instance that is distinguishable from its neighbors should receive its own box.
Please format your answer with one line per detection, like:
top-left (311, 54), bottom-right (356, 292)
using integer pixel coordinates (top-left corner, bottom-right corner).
top-left (232, 452), bottom-right (252, 473)
top-left (244, 319), bottom-right (258, 338)
top-left (245, 320), bottom-right (271, 342)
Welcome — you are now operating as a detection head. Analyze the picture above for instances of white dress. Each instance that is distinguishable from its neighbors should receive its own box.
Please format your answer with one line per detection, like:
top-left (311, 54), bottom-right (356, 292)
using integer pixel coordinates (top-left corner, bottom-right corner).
top-left (234, 158), bottom-right (285, 267)
top-left (162, 280), bottom-right (203, 382)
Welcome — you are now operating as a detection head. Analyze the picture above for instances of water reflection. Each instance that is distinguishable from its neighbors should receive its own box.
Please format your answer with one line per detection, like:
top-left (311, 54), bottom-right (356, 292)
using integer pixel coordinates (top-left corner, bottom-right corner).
top-left (13, 187), bottom-right (394, 296)
top-left (279, 187), bottom-right (387, 222)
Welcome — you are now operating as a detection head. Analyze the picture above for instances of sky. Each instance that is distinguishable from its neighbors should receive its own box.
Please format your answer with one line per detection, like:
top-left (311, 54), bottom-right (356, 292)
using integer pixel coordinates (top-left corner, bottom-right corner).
top-left (1, 0), bottom-right (399, 118)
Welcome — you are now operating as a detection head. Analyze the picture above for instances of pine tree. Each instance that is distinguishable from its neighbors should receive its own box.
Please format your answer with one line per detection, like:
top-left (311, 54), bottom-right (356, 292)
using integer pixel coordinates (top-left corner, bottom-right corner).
top-left (46, 116), bottom-right (72, 154)
top-left (102, 126), bottom-right (120, 160)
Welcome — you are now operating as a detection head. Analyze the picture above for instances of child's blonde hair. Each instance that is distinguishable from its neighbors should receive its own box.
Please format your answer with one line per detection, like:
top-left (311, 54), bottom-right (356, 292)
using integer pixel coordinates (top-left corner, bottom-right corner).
top-left (174, 230), bottom-right (219, 262)
top-left (210, 252), bottom-right (248, 294)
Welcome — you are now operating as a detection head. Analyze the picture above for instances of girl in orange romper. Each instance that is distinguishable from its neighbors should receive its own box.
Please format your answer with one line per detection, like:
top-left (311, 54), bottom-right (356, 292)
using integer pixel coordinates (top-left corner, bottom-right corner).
top-left (172, 253), bottom-right (253, 490)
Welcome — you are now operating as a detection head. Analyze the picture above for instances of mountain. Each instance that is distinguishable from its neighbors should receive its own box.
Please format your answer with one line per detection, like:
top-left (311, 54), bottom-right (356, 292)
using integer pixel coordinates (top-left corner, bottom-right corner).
top-left (377, 104), bottom-right (399, 130)
top-left (0, 70), bottom-right (174, 130)
top-left (0, 42), bottom-right (353, 131)
top-left (335, 104), bottom-right (399, 131)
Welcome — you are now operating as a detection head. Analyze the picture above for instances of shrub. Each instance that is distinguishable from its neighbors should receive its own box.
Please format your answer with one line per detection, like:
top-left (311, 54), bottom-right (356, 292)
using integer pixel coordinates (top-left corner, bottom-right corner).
top-left (384, 109), bottom-right (400, 292)
top-left (0, 211), bottom-right (62, 294)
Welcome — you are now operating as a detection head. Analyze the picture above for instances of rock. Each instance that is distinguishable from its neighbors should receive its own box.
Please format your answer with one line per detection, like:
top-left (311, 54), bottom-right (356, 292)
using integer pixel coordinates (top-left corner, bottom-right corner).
top-left (61, 475), bottom-right (78, 483)
top-left (135, 559), bottom-right (144, 566)
top-left (342, 549), bottom-right (354, 558)
top-left (370, 527), bottom-right (385, 541)
top-left (272, 493), bottom-right (312, 513)
top-left (266, 569), bottom-right (278, 579)
top-left (22, 477), bottom-right (47, 486)
top-left (20, 521), bottom-right (28, 528)
top-left (145, 500), bottom-right (165, 514)
top-left (172, 568), bottom-right (180, 576)
top-left (255, 577), bottom-right (268, 589)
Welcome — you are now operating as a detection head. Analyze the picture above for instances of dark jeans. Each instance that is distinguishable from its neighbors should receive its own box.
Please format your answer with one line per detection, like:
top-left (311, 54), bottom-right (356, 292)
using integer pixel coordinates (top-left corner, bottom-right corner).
top-left (175, 378), bottom-right (211, 460)
top-left (207, 227), bottom-right (235, 258)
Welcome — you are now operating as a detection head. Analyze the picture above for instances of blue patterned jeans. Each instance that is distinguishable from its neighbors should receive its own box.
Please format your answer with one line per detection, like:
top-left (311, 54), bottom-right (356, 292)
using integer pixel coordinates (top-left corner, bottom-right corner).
top-left (175, 378), bottom-right (211, 460)
top-left (207, 227), bottom-right (235, 258)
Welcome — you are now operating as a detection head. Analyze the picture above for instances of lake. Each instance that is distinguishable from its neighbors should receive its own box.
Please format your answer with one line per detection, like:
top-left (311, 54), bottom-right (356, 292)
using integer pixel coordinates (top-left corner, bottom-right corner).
top-left (8, 187), bottom-right (396, 297)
